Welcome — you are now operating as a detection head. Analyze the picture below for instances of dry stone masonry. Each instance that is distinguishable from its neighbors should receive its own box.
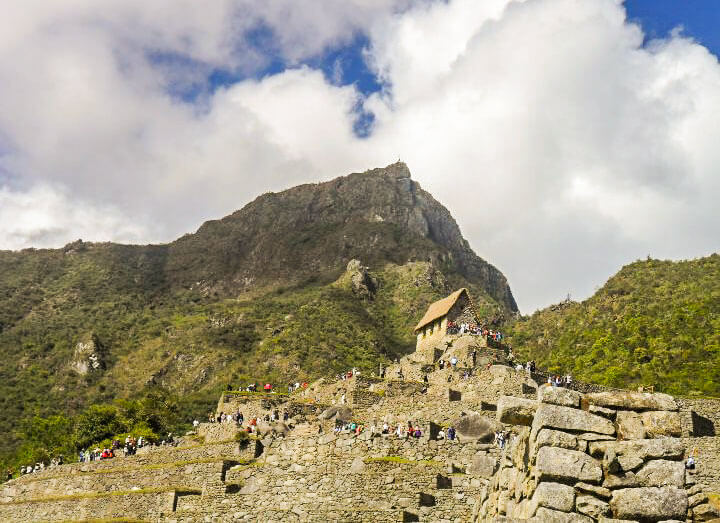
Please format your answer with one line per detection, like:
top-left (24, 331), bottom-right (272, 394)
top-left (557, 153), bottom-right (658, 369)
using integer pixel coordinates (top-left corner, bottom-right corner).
top-left (2, 331), bottom-right (719, 522)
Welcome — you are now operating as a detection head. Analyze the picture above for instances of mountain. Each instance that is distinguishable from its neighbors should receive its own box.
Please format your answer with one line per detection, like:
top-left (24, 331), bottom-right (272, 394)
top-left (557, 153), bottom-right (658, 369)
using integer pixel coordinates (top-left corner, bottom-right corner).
top-left (508, 255), bottom-right (720, 396)
top-left (0, 162), bottom-right (516, 466)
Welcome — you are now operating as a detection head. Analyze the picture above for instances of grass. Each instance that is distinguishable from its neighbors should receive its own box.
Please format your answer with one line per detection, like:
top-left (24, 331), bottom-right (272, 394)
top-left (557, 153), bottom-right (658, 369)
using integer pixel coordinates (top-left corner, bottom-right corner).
top-left (709, 493), bottom-right (720, 509)
top-left (508, 255), bottom-right (720, 396)
top-left (0, 486), bottom-right (202, 506)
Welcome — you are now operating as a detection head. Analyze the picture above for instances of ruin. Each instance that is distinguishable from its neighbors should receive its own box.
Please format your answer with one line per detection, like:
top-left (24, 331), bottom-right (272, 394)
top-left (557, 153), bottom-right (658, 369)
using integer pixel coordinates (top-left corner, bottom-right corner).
top-left (2, 300), bottom-right (719, 521)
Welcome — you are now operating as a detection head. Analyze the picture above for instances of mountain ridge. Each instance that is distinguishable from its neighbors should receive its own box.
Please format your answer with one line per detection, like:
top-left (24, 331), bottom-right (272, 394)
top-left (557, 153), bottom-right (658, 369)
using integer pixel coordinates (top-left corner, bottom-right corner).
top-left (0, 162), bottom-right (516, 467)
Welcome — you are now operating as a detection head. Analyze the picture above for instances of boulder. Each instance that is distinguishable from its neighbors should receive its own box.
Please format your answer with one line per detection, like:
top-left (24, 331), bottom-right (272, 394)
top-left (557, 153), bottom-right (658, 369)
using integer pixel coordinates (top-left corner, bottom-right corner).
top-left (641, 411), bottom-right (682, 438)
top-left (532, 482), bottom-right (575, 512)
top-left (467, 454), bottom-right (497, 478)
top-left (589, 438), bottom-right (685, 461)
top-left (497, 396), bottom-right (538, 426)
top-left (535, 447), bottom-right (602, 484)
top-left (319, 406), bottom-right (353, 421)
top-left (586, 391), bottom-right (678, 411)
top-left (610, 487), bottom-right (687, 521)
top-left (616, 411), bottom-right (646, 440)
top-left (538, 386), bottom-right (582, 408)
top-left (576, 494), bottom-right (611, 519)
top-left (453, 413), bottom-right (498, 442)
top-left (532, 403), bottom-right (615, 435)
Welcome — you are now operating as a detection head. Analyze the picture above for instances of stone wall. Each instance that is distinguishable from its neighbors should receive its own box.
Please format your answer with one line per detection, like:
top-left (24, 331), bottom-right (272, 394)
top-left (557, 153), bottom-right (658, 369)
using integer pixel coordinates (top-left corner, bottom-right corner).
top-left (677, 398), bottom-right (720, 437)
top-left (682, 436), bottom-right (720, 491)
top-left (3, 330), bottom-right (720, 522)
top-left (478, 386), bottom-right (720, 522)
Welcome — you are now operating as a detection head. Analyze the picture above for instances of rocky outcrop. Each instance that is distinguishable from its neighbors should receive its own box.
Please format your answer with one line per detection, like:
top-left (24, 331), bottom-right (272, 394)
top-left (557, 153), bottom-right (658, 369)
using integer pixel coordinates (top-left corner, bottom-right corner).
top-left (168, 162), bottom-right (518, 312)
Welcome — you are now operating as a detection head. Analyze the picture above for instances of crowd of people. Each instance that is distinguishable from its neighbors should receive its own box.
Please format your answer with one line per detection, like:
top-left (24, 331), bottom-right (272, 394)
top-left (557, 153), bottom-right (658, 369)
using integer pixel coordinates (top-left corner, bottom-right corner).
top-left (207, 408), bottom-right (291, 434)
top-left (446, 321), bottom-right (505, 343)
top-left (338, 368), bottom-right (360, 381)
top-left (331, 419), bottom-right (458, 441)
top-left (227, 381), bottom-right (309, 393)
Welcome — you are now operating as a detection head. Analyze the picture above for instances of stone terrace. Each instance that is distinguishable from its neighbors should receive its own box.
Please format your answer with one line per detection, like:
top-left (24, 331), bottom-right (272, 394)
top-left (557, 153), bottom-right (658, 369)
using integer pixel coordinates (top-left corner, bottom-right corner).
top-left (1, 333), bottom-right (719, 522)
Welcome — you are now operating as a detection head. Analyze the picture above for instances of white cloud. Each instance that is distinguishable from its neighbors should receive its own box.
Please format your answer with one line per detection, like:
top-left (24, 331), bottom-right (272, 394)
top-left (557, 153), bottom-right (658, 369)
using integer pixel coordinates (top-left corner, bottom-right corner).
top-left (0, 184), bottom-right (147, 250)
top-left (0, 0), bottom-right (718, 312)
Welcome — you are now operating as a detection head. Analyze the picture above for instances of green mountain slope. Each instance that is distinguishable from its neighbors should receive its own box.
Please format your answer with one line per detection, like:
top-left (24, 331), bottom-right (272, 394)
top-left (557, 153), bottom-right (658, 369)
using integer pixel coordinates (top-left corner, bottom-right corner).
top-left (0, 162), bottom-right (516, 467)
top-left (508, 255), bottom-right (720, 396)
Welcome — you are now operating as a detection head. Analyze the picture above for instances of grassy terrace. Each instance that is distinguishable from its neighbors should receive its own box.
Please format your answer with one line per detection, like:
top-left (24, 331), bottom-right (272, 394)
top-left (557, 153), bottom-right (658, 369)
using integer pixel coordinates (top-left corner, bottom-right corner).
top-left (0, 486), bottom-right (202, 505)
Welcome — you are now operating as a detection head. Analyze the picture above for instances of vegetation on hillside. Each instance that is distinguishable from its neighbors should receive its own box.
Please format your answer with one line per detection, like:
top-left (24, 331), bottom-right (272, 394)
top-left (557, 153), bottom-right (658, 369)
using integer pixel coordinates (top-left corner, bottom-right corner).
top-left (508, 255), bottom-right (720, 396)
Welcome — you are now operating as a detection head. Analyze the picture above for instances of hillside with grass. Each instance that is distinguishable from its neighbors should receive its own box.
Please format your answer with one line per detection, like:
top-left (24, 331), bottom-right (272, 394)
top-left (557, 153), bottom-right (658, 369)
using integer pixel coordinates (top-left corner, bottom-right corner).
top-left (508, 255), bottom-right (720, 396)
top-left (0, 162), bottom-right (516, 471)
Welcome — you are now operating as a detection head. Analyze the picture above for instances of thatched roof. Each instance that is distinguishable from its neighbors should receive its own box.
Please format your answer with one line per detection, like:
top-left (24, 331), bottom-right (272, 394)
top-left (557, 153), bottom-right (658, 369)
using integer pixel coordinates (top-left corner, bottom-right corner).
top-left (414, 288), bottom-right (469, 332)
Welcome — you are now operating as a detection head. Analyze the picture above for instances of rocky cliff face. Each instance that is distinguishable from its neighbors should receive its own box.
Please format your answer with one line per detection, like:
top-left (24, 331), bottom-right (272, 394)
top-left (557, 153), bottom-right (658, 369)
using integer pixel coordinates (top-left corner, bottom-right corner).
top-left (167, 162), bottom-right (517, 313)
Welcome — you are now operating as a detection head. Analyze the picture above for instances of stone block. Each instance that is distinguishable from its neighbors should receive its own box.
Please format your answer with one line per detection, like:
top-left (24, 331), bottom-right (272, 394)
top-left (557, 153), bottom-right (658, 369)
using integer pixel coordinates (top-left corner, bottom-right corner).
top-left (588, 438), bottom-right (685, 461)
top-left (532, 403), bottom-right (615, 435)
top-left (692, 502), bottom-right (720, 521)
top-left (604, 460), bottom-right (685, 489)
top-left (534, 507), bottom-right (593, 522)
top-left (497, 396), bottom-right (538, 426)
top-left (616, 455), bottom-right (643, 472)
top-left (586, 391), bottom-right (678, 411)
top-left (468, 454), bottom-right (497, 478)
top-left (538, 386), bottom-right (582, 408)
top-left (535, 446), bottom-right (602, 484)
top-left (689, 492), bottom-right (708, 508)
top-left (640, 411), bottom-right (682, 438)
top-left (531, 482), bottom-right (575, 512)
top-left (576, 494), bottom-right (610, 518)
top-left (575, 482), bottom-right (611, 499)
top-left (610, 487), bottom-right (687, 521)
top-left (589, 405), bottom-right (617, 419)
top-left (532, 429), bottom-right (579, 461)
top-left (616, 411), bottom-right (646, 440)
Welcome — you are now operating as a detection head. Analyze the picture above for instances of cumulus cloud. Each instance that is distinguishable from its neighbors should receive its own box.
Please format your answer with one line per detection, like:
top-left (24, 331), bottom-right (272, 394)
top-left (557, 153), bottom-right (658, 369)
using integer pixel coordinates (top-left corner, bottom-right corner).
top-left (0, 0), bottom-right (718, 311)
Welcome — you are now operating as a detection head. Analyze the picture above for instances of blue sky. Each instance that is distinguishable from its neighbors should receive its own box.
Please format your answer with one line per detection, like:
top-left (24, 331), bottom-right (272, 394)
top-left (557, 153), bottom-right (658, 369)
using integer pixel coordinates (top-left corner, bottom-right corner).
top-left (229, 1), bottom-right (720, 99)
top-left (625, 0), bottom-right (720, 57)
top-left (200, 1), bottom-right (720, 139)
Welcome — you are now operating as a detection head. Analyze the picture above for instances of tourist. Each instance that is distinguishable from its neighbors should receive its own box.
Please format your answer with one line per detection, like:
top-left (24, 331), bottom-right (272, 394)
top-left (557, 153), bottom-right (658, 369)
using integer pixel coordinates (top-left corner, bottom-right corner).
top-left (471, 350), bottom-right (477, 367)
top-left (437, 428), bottom-right (445, 440)
top-left (438, 359), bottom-right (445, 370)
top-left (382, 422), bottom-right (389, 434)
top-left (686, 456), bottom-right (696, 470)
top-left (450, 356), bottom-right (458, 369)
top-left (447, 426), bottom-right (456, 441)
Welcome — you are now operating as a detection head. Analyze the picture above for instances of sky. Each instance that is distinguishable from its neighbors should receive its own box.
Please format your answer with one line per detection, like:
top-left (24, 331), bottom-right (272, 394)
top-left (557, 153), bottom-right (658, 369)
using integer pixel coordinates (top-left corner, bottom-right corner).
top-left (0, 0), bottom-right (719, 313)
